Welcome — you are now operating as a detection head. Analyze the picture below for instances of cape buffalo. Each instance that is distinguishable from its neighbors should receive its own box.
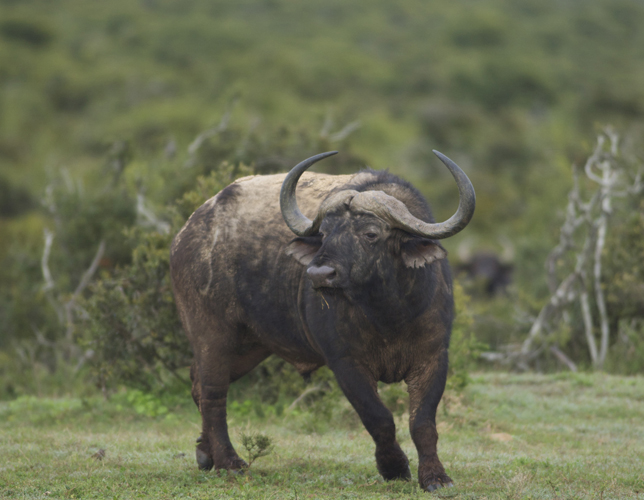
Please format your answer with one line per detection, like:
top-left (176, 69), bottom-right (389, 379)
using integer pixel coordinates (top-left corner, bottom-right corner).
top-left (170, 150), bottom-right (475, 491)
top-left (457, 251), bottom-right (513, 296)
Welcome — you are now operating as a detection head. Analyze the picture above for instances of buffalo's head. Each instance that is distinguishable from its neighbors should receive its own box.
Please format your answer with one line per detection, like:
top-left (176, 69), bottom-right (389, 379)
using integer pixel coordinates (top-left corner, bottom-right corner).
top-left (280, 152), bottom-right (475, 291)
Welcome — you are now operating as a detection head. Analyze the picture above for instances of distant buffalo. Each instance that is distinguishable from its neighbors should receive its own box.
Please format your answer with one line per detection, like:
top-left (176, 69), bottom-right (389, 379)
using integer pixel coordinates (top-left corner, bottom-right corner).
top-left (170, 151), bottom-right (475, 491)
top-left (457, 251), bottom-right (513, 296)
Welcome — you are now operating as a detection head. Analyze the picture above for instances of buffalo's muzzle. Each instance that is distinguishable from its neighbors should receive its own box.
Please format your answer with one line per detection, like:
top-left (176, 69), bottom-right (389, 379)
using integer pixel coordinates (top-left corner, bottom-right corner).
top-left (307, 265), bottom-right (337, 288)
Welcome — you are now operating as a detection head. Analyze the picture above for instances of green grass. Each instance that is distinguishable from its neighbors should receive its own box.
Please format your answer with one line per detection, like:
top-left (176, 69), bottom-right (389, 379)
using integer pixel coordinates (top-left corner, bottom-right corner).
top-left (2, 372), bottom-right (643, 499)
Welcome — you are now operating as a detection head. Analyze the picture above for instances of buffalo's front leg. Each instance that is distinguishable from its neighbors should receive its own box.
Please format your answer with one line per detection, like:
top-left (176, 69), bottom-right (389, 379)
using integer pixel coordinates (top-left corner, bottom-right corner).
top-left (406, 349), bottom-right (453, 491)
top-left (329, 358), bottom-right (411, 481)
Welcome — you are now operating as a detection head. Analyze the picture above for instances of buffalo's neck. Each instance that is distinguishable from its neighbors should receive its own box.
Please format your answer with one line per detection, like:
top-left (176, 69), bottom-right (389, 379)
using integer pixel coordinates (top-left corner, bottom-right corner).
top-left (347, 264), bottom-right (439, 334)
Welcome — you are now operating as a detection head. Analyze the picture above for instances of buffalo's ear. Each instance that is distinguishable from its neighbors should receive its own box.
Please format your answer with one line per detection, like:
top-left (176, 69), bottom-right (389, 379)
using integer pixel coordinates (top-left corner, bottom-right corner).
top-left (401, 238), bottom-right (447, 268)
top-left (286, 236), bottom-right (322, 265)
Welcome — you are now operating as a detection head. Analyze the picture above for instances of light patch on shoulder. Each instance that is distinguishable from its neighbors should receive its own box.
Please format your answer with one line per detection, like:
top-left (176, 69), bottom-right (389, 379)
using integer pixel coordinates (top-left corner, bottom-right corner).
top-left (233, 174), bottom-right (260, 184)
top-left (348, 171), bottom-right (378, 185)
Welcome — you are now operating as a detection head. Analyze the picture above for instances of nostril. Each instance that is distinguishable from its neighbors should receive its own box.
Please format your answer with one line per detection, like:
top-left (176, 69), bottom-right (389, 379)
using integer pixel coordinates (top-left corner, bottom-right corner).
top-left (307, 265), bottom-right (336, 286)
top-left (307, 265), bottom-right (336, 278)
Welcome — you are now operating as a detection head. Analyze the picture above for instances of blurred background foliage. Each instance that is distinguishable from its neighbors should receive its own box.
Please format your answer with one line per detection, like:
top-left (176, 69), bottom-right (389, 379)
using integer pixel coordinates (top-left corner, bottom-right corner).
top-left (1, 0), bottom-right (643, 409)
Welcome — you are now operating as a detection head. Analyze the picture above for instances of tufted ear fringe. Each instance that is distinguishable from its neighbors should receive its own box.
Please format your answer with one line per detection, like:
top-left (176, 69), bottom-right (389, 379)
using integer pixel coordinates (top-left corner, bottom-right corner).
top-left (285, 237), bottom-right (322, 266)
top-left (400, 239), bottom-right (447, 268)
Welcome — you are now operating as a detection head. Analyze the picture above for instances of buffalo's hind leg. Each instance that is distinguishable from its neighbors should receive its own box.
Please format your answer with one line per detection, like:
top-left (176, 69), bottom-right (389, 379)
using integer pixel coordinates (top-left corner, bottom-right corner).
top-left (192, 353), bottom-right (243, 471)
top-left (189, 362), bottom-right (210, 468)
top-left (191, 341), bottom-right (269, 471)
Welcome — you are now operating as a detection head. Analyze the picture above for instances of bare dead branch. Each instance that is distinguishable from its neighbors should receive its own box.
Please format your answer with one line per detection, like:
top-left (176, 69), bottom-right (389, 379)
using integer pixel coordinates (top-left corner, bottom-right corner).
top-left (74, 349), bottom-right (95, 373)
top-left (288, 385), bottom-right (326, 410)
top-left (594, 208), bottom-right (610, 368)
top-left (319, 110), bottom-right (334, 138)
top-left (185, 102), bottom-right (237, 165)
top-left (32, 325), bottom-right (57, 348)
top-left (41, 229), bottom-right (55, 292)
top-left (74, 240), bottom-right (106, 298)
top-left (579, 291), bottom-right (597, 364)
top-left (521, 274), bottom-right (578, 355)
top-left (64, 240), bottom-right (105, 344)
top-left (329, 120), bottom-right (361, 142)
top-left (136, 194), bottom-right (171, 234)
top-left (550, 345), bottom-right (577, 372)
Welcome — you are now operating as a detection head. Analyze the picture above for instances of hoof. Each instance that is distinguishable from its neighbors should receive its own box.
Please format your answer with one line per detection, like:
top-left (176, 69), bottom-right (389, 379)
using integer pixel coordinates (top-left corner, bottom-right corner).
top-left (229, 458), bottom-right (249, 470)
top-left (196, 448), bottom-right (213, 470)
top-left (376, 445), bottom-right (411, 481)
top-left (382, 464), bottom-right (411, 481)
top-left (426, 482), bottom-right (454, 492)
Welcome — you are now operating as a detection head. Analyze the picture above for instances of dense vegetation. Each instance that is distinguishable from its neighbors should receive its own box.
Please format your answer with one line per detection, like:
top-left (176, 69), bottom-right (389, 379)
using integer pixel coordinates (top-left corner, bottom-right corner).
top-left (1, 0), bottom-right (644, 400)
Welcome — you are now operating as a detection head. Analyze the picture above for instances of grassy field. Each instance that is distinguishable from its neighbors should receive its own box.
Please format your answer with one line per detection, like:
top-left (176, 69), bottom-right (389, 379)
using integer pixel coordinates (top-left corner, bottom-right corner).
top-left (1, 372), bottom-right (643, 499)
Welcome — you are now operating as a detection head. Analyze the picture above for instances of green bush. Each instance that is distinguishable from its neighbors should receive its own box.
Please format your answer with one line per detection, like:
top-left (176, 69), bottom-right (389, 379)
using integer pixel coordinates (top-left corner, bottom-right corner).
top-left (80, 229), bottom-right (187, 394)
top-left (602, 197), bottom-right (644, 373)
top-left (79, 165), bottom-right (242, 394)
top-left (447, 281), bottom-right (487, 391)
top-left (239, 431), bottom-right (274, 467)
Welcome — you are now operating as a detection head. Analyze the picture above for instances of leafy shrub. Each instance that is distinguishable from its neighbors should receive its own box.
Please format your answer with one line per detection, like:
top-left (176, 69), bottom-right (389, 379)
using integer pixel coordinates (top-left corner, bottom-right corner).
top-left (602, 197), bottom-right (644, 373)
top-left (0, 395), bottom-right (83, 425)
top-left (239, 432), bottom-right (274, 466)
top-left (447, 281), bottom-right (487, 391)
top-left (80, 228), bottom-right (187, 394)
top-left (603, 320), bottom-right (644, 375)
top-left (604, 199), bottom-right (644, 323)
top-left (79, 166), bottom-right (241, 394)
top-left (111, 389), bottom-right (169, 418)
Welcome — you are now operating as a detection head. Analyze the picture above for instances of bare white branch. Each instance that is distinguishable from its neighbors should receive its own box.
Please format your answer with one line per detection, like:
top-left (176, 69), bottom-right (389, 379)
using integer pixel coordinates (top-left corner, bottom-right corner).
top-left (319, 111), bottom-right (334, 138)
top-left (137, 194), bottom-right (171, 234)
top-left (32, 325), bottom-right (57, 348)
top-left (593, 170), bottom-right (612, 369)
top-left (186, 104), bottom-right (236, 164)
top-left (288, 385), bottom-right (326, 410)
top-left (329, 120), bottom-right (361, 142)
top-left (41, 229), bottom-right (55, 292)
top-left (74, 240), bottom-right (106, 298)
top-left (550, 345), bottom-right (578, 372)
top-left (580, 291), bottom-right (597, 363)
top-left (65, 240), bottom-right (106, 343)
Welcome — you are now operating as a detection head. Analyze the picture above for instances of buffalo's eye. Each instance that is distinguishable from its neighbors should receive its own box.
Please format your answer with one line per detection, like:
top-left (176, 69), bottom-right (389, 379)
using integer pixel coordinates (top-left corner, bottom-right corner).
top-left (364, 232), bottom-right (378, 241)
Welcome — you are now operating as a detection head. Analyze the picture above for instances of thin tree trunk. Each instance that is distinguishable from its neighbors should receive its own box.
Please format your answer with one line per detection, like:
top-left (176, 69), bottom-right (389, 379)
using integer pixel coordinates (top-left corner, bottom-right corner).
top-left (579, 291), bottom-right (598, 364)
top-left (594, 189), bottom-right (611, 369)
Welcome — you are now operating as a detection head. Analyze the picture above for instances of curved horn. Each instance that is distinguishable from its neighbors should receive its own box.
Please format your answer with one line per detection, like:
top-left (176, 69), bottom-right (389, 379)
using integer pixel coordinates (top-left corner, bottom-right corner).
top-left (350, 151), bottom-right (475, 239)
top-left (280, 151), bottom-right (338, 236)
